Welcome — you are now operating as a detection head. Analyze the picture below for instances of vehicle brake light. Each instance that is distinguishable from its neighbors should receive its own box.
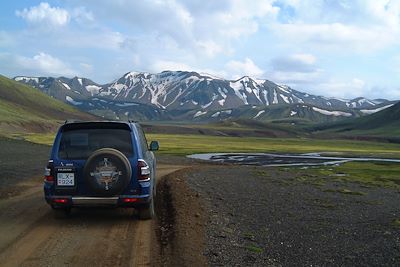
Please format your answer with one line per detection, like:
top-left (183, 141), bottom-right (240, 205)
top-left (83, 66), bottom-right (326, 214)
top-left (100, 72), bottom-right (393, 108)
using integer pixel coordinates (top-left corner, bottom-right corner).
top-left (53, 198), bottom-right (68, 204)
top-left (137, 160), bottom-right (150, 181)
top-left (44, 167), bottom-right (54, 182)
top-left (122, 198), bottom-right (138, 203)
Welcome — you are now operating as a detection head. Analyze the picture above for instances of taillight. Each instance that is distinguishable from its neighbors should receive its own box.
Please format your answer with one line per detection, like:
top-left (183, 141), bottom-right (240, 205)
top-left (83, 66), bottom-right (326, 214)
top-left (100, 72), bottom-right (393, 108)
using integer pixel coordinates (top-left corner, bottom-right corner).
top-left (44, 168), bottom-right (54, 182)
top-left (122, 198), bottom-right (138, 203)
top-left (137, 159), bottom-right (150, 181)
top-left (53, 198), bottom-right (68, 204)
top-left (44, 160), bottom-right (54, 182)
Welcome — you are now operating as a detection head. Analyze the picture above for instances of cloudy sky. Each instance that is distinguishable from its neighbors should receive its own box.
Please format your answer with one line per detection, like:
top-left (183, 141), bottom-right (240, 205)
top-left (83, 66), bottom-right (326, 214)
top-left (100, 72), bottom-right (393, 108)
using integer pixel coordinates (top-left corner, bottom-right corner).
top-left (1, 0), bottom-right (400, 100)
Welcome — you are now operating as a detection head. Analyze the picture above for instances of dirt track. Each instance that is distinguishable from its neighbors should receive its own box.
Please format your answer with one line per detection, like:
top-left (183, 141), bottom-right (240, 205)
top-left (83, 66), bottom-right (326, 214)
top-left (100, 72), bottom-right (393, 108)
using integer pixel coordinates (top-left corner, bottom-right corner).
top-left (0, 164), bottom-right (185, 267)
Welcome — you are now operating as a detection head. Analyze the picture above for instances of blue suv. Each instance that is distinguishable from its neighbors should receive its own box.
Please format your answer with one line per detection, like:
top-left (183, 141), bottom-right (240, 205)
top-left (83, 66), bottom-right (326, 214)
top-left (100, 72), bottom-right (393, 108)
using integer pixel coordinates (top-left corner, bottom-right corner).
top-left (44, 121), bottom-right (159, 219)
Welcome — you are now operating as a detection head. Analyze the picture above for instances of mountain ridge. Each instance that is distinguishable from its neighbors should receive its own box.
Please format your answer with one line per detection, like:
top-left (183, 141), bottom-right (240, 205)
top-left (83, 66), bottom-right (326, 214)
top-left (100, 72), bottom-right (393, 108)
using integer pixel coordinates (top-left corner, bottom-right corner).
top-left (13, 71), bottom-right (397, 122)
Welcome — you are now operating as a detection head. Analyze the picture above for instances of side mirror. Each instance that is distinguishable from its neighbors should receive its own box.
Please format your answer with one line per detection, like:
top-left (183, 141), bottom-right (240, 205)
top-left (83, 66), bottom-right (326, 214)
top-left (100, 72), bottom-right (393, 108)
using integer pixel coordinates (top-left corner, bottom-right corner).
top-left (149, 141), bottom-right (159, 151)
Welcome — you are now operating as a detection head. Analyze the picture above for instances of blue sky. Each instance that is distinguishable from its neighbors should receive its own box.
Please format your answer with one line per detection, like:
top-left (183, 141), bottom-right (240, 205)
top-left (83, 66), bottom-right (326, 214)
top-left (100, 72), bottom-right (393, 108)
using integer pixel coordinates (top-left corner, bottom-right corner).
top-left (1, 0), bottom-right (400, 100)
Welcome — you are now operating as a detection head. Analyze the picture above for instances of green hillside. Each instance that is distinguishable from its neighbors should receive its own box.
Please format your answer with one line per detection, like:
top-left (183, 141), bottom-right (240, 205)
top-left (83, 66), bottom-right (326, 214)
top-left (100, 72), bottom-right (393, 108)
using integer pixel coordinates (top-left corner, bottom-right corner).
top-left (0, 75), bottom-right (94, 133)
top-left (313, 102), bottom-right (400, 138)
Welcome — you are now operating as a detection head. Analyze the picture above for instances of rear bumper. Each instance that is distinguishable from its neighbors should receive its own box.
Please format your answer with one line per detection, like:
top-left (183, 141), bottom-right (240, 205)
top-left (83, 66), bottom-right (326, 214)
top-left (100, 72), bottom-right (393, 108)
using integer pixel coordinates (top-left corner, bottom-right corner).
top-left (72, 196), bottom-right (119, 205)
top-left (46, 194), bottom-right (151, 208)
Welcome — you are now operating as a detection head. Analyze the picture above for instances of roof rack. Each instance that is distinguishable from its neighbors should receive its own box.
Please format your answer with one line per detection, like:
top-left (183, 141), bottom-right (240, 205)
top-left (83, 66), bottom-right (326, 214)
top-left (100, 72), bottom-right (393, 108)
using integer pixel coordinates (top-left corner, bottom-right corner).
top-left (64, 119), bottom-right (83, 124)
top-left (64, 119), bottom-right (138, 125)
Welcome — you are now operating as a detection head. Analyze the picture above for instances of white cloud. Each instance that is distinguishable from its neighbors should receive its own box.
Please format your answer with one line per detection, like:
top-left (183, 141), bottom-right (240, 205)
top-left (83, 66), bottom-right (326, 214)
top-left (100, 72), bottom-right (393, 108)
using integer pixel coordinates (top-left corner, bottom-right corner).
top-left (315, 78), bottom-right (367, 99)
top-left (80, 0), bottom-right (194, 45)
top-left (16, 2), bottom-right (70, 28)
top-left (15, 2), bottom-right (95, 30)
top-left (225, 58), bottom-right (264, 79)
top-left (4, 0), bottom-right (400, 100)
top-left (272, 22), bottom-right (396, 52)
top-left (196, 40), bottom-right (223, 57)
top-left (76, 0), bottom-right (279, 58)
top-left (272, 1), bottom-right (400, 53)
top-left (15, 52), bottom-right (77, 76)
top-left (79, 62), bottom-right (93, 75)
top-left (291, 53), bottom-right (316, 65)
top-left (61, 30), bottom-right (125, 50)
top-left (72, 7), bottom-right (95, 24)
top-left (212, 0), bottom-right (279, 38)
top-left (270, 70), bottom-right (323, 85)
top-left (368, 87), bottom-right (400, 100)
top-left (269, 53), bottom-right (322, 86)
top-left (361, 0), bottom-right (400, 29)
top-left (271, 53), bottom-right (318, 72)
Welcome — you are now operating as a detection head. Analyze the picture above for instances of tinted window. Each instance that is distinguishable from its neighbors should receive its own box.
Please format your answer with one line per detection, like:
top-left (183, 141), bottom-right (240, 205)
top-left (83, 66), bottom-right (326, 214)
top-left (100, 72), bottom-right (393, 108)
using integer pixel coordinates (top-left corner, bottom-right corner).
top-left (58, 128), bottom-right (133, 159)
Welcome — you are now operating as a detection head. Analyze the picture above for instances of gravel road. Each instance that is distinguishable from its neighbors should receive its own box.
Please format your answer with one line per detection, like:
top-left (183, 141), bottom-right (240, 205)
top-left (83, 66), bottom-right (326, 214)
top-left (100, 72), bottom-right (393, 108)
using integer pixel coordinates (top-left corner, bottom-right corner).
top-left (0, 164), bottom-right (185, 267)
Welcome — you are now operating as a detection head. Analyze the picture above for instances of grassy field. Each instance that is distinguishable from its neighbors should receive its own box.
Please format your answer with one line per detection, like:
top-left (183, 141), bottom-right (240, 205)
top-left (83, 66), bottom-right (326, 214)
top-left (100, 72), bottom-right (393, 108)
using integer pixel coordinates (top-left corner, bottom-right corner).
top-left (146, 133), bottom-right (400, 158)
top-left (0, 75), bottom-right (94, 135)
top-left (296, 161), bottom-right (400, 189)
top-left (3, 131), bottom-right (400, 190)
top-left (14, 132), bottom-right (400, 158)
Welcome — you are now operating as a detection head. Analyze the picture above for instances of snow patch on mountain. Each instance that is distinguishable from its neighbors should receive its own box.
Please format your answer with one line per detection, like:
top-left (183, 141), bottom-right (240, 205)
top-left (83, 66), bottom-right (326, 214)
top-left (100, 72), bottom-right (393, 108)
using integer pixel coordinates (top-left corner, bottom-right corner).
top-left (194, 110), bottom-right (207, 118)
top-left (273, 90), bottom-right (278, 104)
top-left (312, 107), bottom-right (352, 117)
top-left (278, 85), bottom-right (290, 94)
top-left (211, 111), bottom-right (220, 118)
top-left (86, 85), bottom-right (101, 96)
top-left (281, 94), bottom-right (290, 103)
top-left (254, 110), bottom-right (265, 118)
top-left (360, 104), bottom-right (394, 114)
top-left (230, 80), bottom-right (249, 105)
top-left (115, 102), bottom-right (138, 107)
top-left (62, 82), bottom-right (71, 90)
top-left (66, 96), bottom-right (82, 105)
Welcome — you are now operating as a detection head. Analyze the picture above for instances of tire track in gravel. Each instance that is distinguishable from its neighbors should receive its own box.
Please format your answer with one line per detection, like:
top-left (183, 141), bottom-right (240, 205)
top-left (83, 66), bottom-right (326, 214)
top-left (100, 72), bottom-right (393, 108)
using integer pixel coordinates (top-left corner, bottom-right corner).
top-left (0, 164), bottom-right (187, 267)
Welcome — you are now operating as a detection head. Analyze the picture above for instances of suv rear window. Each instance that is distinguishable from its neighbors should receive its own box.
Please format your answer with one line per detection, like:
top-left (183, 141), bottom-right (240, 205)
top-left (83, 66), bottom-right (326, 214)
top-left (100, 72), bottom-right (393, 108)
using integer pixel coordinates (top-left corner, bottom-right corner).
top-left (58, 128), bottom-right (133, 159)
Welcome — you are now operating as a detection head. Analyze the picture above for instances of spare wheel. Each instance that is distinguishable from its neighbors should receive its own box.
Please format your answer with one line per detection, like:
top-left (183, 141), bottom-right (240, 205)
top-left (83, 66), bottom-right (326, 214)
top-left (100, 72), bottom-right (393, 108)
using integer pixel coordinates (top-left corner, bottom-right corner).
top-left (83, 148), bottom-right (132, 196)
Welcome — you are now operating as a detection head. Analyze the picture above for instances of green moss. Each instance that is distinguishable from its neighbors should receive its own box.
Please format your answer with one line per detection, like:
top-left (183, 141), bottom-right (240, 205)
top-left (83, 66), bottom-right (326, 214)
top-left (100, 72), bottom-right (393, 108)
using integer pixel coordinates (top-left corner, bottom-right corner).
top-left (246, 245), bottom-right (264, 253)
top-left (392, 219), bottom-right (400, 228)
top-left (308, 162), bottom-right (400, 189)
top-left (243, 232), bottom-right (256, 240)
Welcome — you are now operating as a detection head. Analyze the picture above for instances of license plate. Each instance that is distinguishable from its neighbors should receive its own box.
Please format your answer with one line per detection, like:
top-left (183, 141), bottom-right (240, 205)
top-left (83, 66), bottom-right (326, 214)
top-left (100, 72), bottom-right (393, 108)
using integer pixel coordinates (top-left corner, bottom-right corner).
top-left (57, 173), bottom-right (75, 186)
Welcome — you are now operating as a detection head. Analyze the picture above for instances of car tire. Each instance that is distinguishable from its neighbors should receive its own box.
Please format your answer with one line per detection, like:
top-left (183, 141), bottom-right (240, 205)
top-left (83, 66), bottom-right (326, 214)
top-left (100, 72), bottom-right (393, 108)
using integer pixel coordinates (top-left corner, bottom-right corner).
top-left (83, 148), bottom-right (132, 196)
top-left (138, 197), bottom-right (155, 220)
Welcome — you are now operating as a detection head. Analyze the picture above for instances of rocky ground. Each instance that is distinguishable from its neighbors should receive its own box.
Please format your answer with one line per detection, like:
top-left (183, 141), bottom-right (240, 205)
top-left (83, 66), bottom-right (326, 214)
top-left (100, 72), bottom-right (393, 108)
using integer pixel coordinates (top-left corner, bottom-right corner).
top-left (168, 163), bottom-right (400, 266)
top-left (1, 144), bottom-right (399, 266)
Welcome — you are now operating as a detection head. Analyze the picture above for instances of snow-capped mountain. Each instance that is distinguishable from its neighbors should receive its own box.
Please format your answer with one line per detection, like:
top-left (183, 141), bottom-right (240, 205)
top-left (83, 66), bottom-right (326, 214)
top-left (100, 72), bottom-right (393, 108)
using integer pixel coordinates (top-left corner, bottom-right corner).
top-left (14, 71), bottom-right (395, 122)
top-left (97, 71), bottom-right (384, 110)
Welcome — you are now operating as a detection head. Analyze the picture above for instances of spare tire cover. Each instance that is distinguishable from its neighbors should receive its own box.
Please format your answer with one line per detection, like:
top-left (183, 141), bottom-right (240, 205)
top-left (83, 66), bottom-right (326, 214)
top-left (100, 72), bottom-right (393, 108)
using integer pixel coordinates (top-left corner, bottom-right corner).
top-left (83, 148), bottom-right (132, 196)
